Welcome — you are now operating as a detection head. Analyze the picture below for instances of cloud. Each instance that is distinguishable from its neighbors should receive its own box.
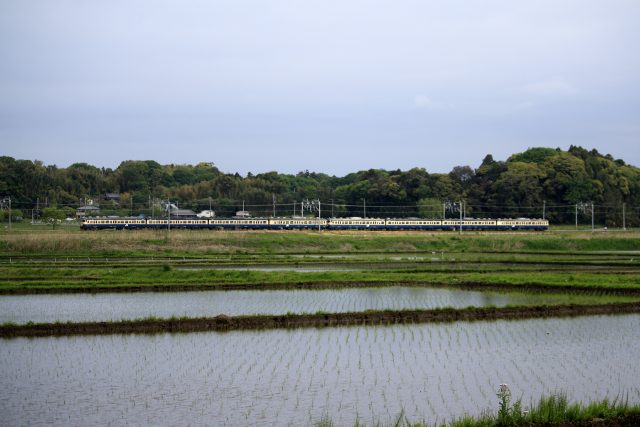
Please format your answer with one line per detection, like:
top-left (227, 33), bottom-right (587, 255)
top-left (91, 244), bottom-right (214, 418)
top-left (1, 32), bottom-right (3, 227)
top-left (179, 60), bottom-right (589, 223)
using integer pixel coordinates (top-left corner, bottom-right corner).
top-left (414, 94), bottom-right (451, 110)
top-left (519, 79), bottom-right (578, 96)
top-left (514, 101), bottom-right (536, 111)
top-left (414, 94), bottom-right (434, 108)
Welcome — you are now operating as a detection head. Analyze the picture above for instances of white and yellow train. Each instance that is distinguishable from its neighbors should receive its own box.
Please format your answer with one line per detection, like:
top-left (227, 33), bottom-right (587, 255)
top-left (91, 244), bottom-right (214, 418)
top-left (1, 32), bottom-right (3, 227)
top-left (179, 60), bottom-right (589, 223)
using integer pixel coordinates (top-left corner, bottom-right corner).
top-left (81, 217), bottom-right (549, 231)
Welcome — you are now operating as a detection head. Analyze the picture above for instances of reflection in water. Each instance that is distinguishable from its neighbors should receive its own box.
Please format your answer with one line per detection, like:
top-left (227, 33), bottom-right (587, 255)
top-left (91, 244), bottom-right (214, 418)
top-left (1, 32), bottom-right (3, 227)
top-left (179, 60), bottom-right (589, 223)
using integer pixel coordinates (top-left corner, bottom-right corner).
top-left (1, 315), bottom-right (639, 426)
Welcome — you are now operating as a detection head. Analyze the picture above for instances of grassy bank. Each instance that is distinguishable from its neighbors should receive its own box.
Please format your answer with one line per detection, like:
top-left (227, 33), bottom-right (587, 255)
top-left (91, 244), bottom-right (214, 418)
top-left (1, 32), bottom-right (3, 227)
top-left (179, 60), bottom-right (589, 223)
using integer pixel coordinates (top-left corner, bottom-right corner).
top-left (1, 264), bottom-right (640, 294)
top-left (315, 393), bottom-right (640, 426)
top-left (2, 228), bottom-right (640, 257)
top-left (3, 302), bottom-right (640, 337)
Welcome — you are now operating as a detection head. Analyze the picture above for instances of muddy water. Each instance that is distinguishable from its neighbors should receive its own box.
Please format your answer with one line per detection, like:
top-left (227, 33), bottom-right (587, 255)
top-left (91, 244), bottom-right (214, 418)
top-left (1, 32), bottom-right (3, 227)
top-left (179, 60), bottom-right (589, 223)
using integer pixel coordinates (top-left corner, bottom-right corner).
top-left (0, 287), bottom-right (615, 324)
top-left (1, 315), bottom-right (639, 426)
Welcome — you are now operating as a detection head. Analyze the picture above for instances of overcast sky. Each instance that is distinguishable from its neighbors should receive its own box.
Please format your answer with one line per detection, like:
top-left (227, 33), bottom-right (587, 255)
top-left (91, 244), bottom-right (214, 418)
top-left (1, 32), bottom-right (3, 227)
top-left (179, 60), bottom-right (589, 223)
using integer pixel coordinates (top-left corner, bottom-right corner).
top-left (1, 1), bottom-right (639, 176)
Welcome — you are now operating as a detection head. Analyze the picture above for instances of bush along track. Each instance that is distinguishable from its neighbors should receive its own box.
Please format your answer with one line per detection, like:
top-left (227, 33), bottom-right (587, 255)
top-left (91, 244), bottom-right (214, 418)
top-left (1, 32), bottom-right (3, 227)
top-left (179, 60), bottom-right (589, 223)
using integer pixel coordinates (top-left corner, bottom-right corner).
top-left (3, 302), bottom-right (640, 338)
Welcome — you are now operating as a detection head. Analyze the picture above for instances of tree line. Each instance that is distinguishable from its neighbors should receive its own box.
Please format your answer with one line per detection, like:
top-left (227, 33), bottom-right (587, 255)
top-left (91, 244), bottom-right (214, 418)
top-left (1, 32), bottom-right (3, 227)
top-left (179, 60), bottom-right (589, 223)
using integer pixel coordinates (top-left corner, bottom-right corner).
top-left (1, 146), bottom-right (639, 227)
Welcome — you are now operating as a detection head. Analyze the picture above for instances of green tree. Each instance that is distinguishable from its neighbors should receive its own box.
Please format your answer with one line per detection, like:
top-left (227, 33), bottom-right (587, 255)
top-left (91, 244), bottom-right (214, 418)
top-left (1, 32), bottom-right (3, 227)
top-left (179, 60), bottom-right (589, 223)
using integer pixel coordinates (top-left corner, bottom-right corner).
top-left (417, 198), bottom-right (442, 219)
top-left (492, 162), bottom-right (546, 217)
top-left (42, 207), bottom-right (66, 229)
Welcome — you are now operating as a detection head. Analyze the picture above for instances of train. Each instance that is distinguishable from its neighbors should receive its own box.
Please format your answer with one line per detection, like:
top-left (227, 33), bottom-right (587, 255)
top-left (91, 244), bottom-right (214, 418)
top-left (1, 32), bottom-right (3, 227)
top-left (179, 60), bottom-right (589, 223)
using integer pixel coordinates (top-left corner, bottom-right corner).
top-left (81, 217), bottom-right (549, 231)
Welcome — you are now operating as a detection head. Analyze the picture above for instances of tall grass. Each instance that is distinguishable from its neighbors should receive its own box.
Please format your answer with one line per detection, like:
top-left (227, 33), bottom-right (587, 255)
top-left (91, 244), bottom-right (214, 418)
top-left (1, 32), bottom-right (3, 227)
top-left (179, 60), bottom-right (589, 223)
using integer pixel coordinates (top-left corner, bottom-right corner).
top-left (2, 228), bottom-right (640, 256)
top-left (313, 392), bottom-right (640, 426)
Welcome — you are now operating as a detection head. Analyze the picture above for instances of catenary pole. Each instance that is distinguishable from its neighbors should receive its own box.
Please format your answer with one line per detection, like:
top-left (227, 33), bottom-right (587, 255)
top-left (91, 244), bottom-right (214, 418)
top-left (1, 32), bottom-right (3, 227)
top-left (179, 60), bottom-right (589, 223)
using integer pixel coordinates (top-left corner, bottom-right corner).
top-left (459, 200), bottom-right (462, 234)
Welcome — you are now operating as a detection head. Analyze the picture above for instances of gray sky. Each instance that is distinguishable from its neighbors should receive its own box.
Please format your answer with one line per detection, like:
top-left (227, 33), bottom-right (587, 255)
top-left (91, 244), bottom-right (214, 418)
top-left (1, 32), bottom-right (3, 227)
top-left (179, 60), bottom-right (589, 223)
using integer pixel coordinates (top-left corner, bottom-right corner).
top-left (1, 0), bottom-right (639, 175)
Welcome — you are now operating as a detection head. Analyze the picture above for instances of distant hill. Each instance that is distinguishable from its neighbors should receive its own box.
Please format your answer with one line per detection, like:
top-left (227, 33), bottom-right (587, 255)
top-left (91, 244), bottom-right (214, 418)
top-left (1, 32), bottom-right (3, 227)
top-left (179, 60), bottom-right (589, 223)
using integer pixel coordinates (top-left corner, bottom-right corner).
top-left (1, 146), bottom-right (638, 226)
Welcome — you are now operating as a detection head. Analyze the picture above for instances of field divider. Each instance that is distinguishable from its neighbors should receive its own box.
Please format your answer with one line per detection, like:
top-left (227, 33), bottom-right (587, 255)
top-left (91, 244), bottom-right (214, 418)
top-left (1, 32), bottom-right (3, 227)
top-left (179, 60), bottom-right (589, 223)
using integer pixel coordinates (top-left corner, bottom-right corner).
top-left (3, 302), bottom-right (640, 338)
top-left (3, 280), bottom-right (640, 295)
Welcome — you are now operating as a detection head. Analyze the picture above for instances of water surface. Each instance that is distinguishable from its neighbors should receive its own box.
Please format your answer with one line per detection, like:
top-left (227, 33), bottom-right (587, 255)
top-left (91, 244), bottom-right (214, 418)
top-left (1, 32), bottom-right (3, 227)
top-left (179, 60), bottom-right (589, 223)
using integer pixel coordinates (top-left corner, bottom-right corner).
top-left (1, 315), bottom-right (639, 426)
top-left (0, 286), bottom-right (618, 324)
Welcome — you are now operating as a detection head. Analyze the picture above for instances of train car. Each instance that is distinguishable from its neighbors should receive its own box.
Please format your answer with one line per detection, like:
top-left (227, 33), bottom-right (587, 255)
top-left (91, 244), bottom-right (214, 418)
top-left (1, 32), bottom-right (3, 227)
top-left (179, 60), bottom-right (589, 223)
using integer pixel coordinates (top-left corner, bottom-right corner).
top-left (208, 218), bottom-right (270, 230)
top-left (440, 219), bottom-right (501, 231)
top-left (80, 218), bottom-right (147, 230)
top-left (460, 219), bottom-right (498, 230)
top-left (495, 219), bottom-right (549, 231)
top-left (327, 218), bottom-right (386, 230)
top-left (441, 220), bottom-right (464, 231)
top-left (385, 219), bottom-right (443, 231)
top-left (145, 219), bottom-right (210, 229)
top-left (269, 218), bottom-right (327, 230)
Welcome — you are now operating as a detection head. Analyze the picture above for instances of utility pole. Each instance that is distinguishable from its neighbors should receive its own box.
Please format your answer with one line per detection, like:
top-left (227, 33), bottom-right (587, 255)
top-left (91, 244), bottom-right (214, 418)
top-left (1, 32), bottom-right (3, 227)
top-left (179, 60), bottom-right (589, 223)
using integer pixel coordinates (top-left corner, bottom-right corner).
top-left (8, 197), bottom-right (10, 232)
top-left (331, 199), bottom-right (334, 218)
top-left (363, 198), bottom-right (366, 219)
top-left (623, 203), bottom-right (626, 231)
top-left (443, 202), bottom-right (446, 220)
top-left (272, 194), bottom-right (276, 217)
top-left (459, 200), bottom-right (462, 234)
top-left (591, 202), bottom-right (594, 232)
top-left (575, 203), bottom-right (578, 230)
top-left (168, 201), bottom-right (171, 232)
top-left (318, 200), bottom-right (321, 231)
top-left (543, 200), bottom-right (546, 220)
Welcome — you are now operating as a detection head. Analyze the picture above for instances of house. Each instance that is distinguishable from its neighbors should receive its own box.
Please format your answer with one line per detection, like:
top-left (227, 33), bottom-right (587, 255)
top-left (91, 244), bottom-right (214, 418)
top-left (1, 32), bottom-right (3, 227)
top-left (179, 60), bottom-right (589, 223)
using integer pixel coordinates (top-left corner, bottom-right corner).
top-left (76, 205), bottom-right (100, 218)
top-left (170, 208), bottom-right (197, 218)
top-left (162, 202), bottom-right (196, 218)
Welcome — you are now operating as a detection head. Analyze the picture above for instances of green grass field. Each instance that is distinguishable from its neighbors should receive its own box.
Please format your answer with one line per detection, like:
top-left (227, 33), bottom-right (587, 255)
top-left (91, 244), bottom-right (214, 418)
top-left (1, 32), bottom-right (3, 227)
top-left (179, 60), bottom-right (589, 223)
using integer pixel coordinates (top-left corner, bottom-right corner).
top-left (1, 227), bottom-right (639, 294)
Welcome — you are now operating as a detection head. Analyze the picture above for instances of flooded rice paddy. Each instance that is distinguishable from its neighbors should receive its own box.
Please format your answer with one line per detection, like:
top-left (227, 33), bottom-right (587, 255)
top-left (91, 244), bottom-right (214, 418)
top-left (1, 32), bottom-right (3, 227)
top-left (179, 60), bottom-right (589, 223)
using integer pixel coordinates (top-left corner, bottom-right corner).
top-left (0, 286), bottom-right (626, 324)
top-left (1, 314), bottom-right (639, 426)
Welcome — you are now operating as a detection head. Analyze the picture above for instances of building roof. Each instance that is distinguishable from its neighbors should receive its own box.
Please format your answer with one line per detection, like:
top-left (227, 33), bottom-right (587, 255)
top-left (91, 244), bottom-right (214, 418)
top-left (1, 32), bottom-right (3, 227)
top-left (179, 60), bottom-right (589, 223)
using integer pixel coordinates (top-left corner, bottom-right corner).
top-left (170, 208), bottom-right (197, 217)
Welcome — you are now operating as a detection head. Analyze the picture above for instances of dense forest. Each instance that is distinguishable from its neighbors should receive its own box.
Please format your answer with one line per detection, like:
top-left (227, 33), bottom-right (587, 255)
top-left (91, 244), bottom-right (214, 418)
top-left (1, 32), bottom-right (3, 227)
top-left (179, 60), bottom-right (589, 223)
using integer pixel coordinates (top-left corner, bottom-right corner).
top-left (1, 146), bottom-right (639, 227)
